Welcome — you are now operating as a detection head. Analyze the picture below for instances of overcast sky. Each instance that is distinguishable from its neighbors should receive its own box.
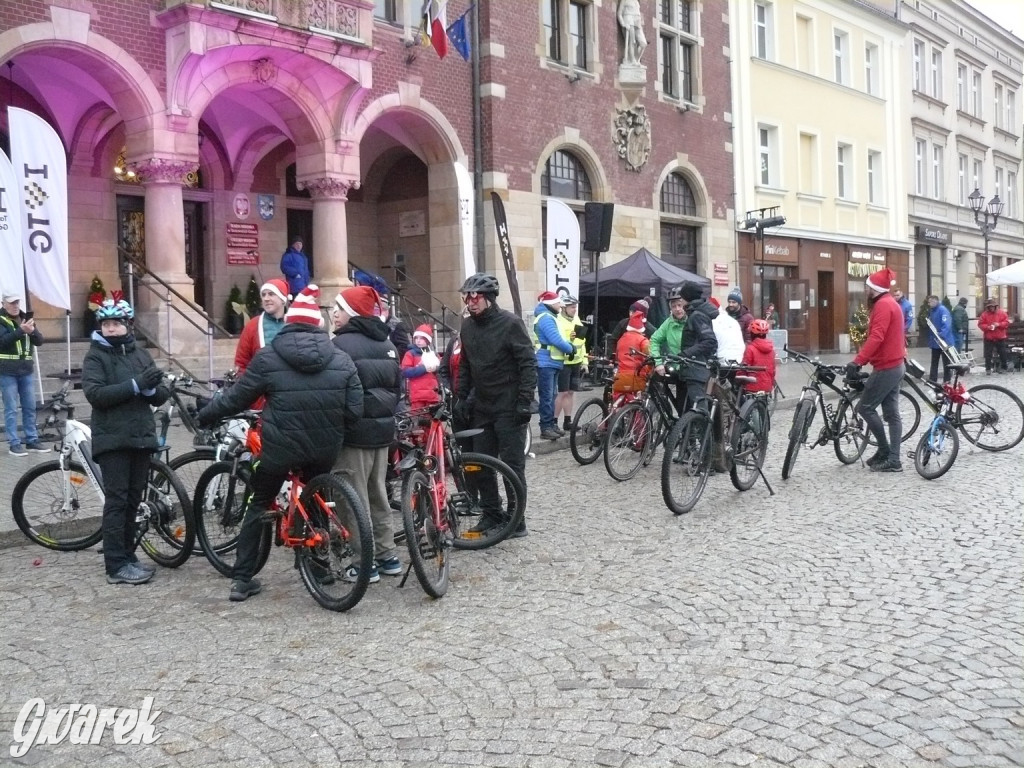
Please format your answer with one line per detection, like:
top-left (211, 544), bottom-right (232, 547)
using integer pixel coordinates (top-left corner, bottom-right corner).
top-left (964, 0), bottom-right (1024, 38)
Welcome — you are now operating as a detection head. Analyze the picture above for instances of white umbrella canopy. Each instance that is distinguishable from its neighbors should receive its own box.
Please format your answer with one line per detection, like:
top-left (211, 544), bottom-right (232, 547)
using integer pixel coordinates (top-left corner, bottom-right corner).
top-left (987, 260), bottom-right (1024, 286)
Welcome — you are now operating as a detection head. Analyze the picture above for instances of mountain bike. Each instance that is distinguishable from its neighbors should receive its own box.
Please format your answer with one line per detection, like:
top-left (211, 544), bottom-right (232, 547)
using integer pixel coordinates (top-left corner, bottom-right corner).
top-left (781, 350), bottom-right (870, 480)
top-left (660, 357), bottom-right (772, 515)
top-left (603, 365), bottom-right (676, 482)
top-left (568, 369), bottom-right (617, 465)
top-left (11, 379), bottom-right (195, 566)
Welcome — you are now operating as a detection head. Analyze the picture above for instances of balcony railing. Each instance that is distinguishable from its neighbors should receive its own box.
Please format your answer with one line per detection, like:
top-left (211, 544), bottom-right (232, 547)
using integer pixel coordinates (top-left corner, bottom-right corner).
top-left (169, 0), bottom-right (369, 45)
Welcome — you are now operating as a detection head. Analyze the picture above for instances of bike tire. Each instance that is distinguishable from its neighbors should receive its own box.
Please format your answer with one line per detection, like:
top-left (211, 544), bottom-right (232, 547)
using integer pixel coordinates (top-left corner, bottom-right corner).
top-left (661, 411), bottom-right (712, 515)
top-left (168, 449), bottom-right (217, 553)
top-left (833, 397), bottom-right (868, 464)
top-left (861, 388), bottom-right (920, 445)
top-left (401, 468), bottom-right (450, 599)
top-left (193, 461), bottom-right (270, 577)
top-left (603, 402), bottom-right (651, 482)
top-left (958, 384), bottom-right (1024, 452)
top-left (914, 420), bottom-right (959, 480)
top-left (450, 452), bottom-right (526, 550)
top-left (729, 397), bottom-right (769, 492)
top-left (569, 397), bottom-right (608, 465)
top-left (782, 399), bottom-right (815, 480)
top-left (642, 404), bottom-right (669, 468)
top-left (296, 473), bottom-right (374, 612)
top-left (11, 459), bottom-right (103, 551)
top-left (137, 459), bottom-right (195, 568)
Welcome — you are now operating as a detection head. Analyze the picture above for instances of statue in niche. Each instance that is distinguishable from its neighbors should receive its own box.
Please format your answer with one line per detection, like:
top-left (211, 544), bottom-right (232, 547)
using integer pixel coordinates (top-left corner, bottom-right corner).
top-left (612, 106), bottom-right (651, 172)
top-left (617, 0), bottom-right (648, 65)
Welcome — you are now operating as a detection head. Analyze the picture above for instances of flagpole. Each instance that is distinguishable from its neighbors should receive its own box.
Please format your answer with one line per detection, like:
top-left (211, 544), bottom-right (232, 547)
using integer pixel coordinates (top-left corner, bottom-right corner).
top-left (470, 2), bottom-right (483, 271)
top-left (65, 309), bottom-right (71, 378)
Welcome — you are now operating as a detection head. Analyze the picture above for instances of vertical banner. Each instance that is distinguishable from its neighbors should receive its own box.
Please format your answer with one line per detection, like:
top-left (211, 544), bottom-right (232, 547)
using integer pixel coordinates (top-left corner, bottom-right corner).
top-left (490, 191), bottom-right (522, 316)
top-left (453, 161), bottom-right (475, 281)
top-left (0, 150), bottom-right (26, 301)
top-left (8, 107), bottom-right (71, 309)
top-left (545, 198), bottom-right (581, 299)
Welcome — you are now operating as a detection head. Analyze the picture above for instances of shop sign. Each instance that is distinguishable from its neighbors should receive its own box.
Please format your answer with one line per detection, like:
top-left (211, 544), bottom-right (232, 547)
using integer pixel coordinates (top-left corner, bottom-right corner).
top-left (850, 248), bottom-right (884, 262)
top-left (226, 222), bottom-right (259, 265)
top-left (914, 225), bottom-right (951, 245)
top-left (819, 252), bottom-right (831, 259)
top-left (763, 243), bottom-right (790, 256)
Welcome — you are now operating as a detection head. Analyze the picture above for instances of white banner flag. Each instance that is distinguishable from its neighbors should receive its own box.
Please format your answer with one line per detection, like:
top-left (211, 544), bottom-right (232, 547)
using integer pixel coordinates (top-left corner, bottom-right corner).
top-left (453, 160), bottom-right (475, 281)
top-left (8, 107), bottom-right (71, 309)
top-left (545, 198), bottom-right (580, 299)
top-left (0, 150), bottom-right (25, 302)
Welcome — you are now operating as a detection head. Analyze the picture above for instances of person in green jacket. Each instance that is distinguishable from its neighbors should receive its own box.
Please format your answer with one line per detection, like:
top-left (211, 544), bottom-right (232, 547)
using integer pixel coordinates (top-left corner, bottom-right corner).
top-left (649, 286), bottom-right (688, 415)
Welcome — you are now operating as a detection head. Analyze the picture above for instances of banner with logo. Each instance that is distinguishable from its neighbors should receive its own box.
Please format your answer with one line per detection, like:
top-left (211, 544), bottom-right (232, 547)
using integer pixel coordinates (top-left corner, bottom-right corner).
top-left (490, 191), bottom-right (522, 316)
top-left (545, 198), bottom-right (580, 299)
top-left (0, 150), bottom-right (25, 302)
top-left (453, 161), bottom-right (475, 280)
top-left (8, 107), bottom-right (70, 309)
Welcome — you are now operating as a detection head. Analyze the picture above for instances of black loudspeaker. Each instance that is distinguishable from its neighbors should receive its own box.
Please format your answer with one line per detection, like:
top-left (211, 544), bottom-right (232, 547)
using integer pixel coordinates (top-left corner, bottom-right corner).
top-left (583, 202), bottom-right (614, 253)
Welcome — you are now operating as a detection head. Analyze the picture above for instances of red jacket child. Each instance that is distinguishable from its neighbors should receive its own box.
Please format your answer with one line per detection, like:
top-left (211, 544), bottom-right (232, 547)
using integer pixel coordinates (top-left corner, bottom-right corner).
top-left (613, 311), bottom-right (651, 396)
top-left (401, 324), bottom-right (441, 410)
top-left (741, 320), bottom-right (776, 394)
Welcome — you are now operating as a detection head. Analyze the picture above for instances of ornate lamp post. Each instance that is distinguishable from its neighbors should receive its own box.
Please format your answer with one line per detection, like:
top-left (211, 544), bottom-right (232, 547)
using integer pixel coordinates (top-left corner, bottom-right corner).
top-left (968, 187), bottom-right (1003, 265)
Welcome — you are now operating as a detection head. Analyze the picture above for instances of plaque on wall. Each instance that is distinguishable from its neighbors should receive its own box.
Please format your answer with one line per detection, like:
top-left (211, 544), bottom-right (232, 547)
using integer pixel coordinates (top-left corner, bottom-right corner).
top-left (399, 210), bottom-right (426, 237)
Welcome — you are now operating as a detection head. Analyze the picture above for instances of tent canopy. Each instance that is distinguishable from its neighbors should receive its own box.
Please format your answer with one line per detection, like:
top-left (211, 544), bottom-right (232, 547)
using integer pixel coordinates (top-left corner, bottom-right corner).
top-left (987, 260), bottom-right (1024, 286)
top-left (578, 247), bottom-right (712, 298)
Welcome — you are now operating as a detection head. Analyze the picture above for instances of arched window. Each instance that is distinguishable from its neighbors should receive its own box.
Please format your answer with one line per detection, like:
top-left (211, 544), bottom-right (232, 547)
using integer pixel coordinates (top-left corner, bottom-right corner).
top-left (659, 172), bottom-right (698, 273)
top-left (541, 149), bottom-right (593, 201)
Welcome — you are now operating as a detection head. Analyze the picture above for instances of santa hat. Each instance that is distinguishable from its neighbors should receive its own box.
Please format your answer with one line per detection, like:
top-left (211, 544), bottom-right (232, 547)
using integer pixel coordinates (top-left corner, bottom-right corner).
top-left (708, 296), bottom-right (721, 308)
top-left (335, 285), bottom-right (380, 318)
top-left (538, 291), bottom-right (562, 308)
top-left (626, 311), bottom-right (646, 333)
top-left (260, 278), bottom-right (290, 303)
top-left (284, 284), bottom-right (323, 326)
top-left (630, 299), bottom-right (650, 314)
top-left (413, 324), bottom-right (433, 343)
top-left (865, 267), bottom-right (897, 294)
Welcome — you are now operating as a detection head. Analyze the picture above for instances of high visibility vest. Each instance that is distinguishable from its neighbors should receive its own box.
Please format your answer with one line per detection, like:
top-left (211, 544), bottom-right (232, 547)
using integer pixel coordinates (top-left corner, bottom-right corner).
top-left (0, 315), bottom-right (32, 361)
top-left (534, 312), bottom-right (567, 363)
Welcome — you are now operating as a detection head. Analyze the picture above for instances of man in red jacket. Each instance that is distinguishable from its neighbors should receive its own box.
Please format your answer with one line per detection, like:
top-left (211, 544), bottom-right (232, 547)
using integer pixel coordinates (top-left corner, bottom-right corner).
top-left (978, 297), bottom-right (1010, 374)
top-left (848, 267), bottom-right (905, 472)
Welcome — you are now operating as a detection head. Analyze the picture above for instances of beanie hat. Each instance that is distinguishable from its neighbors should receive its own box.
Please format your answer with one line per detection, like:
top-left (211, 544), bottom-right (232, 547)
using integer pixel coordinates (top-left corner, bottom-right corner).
top-left (335, 285), bottom-right (380, 318)
top-left (538, 291), bottom-right (562, 308)
top-left (708, 296), bottom-right (721, 308)
top-left (680, 282), bottom-right (703, 302)
top-left (958, 297), bottom-right (968, 306)
top-left (629, 299), bottom-right (650, 314)
top-left (284, 284), bottom-right (322, 326)
top-left (985, 296), bottom-right (998, 306)
top-left (727, 288), bottom-right (743, 304)
top-left (413, 323), bottom-right (433, 343)
top-left (260, 278), bottom-right (290, 303)
top-left (865, 267), bottom-right (897, 294)
top-left (352, 269), bottom-right (390, 297)
top-left (626, 311), bottom-right (646, 333)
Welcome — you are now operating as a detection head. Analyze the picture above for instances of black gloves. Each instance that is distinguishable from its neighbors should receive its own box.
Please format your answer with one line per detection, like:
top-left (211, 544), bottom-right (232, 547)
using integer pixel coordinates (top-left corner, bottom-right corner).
top-left (139, 366), bottom-right (164, 390)
top-left (514, 402), bottom-right (533, 426)
top-left (564, 347), bottom-right (576, 362)
top-left (845, 362), bottom-right (861, 379)
top-left (453, 399), bottom-right (473, 426)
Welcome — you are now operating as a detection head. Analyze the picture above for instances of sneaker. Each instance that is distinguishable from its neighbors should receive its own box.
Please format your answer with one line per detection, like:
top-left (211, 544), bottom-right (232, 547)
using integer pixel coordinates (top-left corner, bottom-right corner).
top-left (872, 457), bottom-right (903, 473)
top-left (507, 525), bottom-right (528, 539)
top-left (343, 563), bottom-right (380, 584)
top-left (375, 556), bottom-right (402, 576)
top-left (130, 558), bottom-right (156, 576)
top-left (8, 445), bottom-right (27, 457)
top-left (865, 450), bottom-right (888, 469)
top-left (107, 563), bottom-right (153, 585)
top-left (540, 428), bottom-right (562, 441)
top-left (562, 417), bottom-right (572, 432)
top-left (25, 442), bottom-right (48, 453)
top-left (229, 578), bottom-right (262, 602)
top-left (469, 516), bottom-right (501, 533)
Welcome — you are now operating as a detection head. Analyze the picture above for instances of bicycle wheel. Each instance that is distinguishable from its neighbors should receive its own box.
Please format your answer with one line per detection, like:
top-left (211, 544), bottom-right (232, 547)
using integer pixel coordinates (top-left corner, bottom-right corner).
top-left (661, 411), bottom-right (712, 515)
top-left (959, 384), bottom-right (1024, 452)
top-left (569, 397), bottom-right (608, 465)
top-left (781, 399), bottom-right (815, 480)
top-left (11, 460), bottom-right (103, 551)
top-left (193, 461), bottom-right (269, 577)
top-left (402, 469), bottom-right (450, 599)
top-left (168, 449), bottom-right (217, 552)
top-left (642, 404), bottom-right (669, 468)
top-left (450, 452), bottom-right (526, 550)
top-left (862, 389), bottom-right (921, 445)
top-left (913, 419), bottom-right (959, 480)
top-left (729, 397), bottom-right (769, 492)
top-left (296, 473), bottom-right (374, 612)
top-left (833, 397), bottom-right (868, 464)
top-left (604, 403), bottom-right (651, 482)
top-left (137, 459), bottom-right (195, 568)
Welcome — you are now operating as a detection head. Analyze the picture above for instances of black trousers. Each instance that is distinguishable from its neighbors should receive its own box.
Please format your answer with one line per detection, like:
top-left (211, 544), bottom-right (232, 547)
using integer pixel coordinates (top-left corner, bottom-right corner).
top-left (471, 412), bottom-right (527, 528)
top-left (97, 449), bottom-right (152, 575)
top-left (983, 339), bottom-right (1009, 372)
top-left (929, 348), bottom-right (952, 383)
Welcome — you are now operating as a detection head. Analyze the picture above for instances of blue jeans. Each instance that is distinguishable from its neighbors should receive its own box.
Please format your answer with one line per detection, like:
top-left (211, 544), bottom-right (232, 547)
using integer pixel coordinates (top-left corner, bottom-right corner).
top-left (1, 372), bottom-right (38, 448)
top-left (537, 366), bottom-right (560, 430)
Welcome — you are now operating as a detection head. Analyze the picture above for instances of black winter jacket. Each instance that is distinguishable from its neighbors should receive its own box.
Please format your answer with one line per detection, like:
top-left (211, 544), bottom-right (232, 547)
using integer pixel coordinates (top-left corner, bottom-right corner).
top-left (679, 299), bottom-right (719, 383)
top-left (197, 324), bottom-right (363, 470)
top-left (0, 309), bottom-right (44, 376)
top-left (81, 333), bottom-right (169, 458)
top-left (456, 302), bottom-right (537, 421)
top-left (332, 316), bottom-right (401, 448)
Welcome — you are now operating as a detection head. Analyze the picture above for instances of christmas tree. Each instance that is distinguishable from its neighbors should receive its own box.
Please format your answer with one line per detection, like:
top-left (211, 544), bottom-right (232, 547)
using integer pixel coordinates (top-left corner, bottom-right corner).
top-left (848, 304), bottom-right (870, 348)
top-left (244, 275), bottom-right (261, 319)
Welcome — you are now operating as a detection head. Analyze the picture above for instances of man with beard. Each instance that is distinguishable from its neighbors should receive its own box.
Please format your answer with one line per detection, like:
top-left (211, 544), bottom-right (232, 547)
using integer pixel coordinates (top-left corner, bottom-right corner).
top-left (726, 288), bottom-right (755, 343)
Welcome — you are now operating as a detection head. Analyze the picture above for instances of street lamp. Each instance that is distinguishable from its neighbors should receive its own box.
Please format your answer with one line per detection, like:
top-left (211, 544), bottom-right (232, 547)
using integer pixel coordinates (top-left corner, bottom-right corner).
top-left (968, 188), bottom-right (1002, 353)
top-left (741, 208), bottom-right (786, 316)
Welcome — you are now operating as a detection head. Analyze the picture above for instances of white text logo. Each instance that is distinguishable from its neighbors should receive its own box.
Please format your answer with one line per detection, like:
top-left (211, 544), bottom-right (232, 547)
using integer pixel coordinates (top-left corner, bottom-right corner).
top-left (10, 697), bottom-right (161, 757)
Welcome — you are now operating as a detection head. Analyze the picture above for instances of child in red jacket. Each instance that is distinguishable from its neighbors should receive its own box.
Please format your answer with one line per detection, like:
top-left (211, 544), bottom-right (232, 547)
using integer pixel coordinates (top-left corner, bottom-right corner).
top-left (741, 319), bottom-right (776, 394)
top-left (401, 324), bottom-right (442, 410)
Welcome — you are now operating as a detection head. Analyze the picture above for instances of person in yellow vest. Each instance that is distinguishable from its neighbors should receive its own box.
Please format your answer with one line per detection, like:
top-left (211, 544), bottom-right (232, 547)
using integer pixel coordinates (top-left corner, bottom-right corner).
top-left (533, 291), bottom-right (575, 440)
top-left (555, 295), bottom-right (587, 432)
top-left (0, 294), bottom-right (46, 456)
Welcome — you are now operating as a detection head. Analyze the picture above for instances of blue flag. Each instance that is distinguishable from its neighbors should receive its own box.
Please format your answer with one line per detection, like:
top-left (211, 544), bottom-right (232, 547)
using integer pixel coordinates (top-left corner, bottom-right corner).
top-left (447, 9), bottom-right (471, 61)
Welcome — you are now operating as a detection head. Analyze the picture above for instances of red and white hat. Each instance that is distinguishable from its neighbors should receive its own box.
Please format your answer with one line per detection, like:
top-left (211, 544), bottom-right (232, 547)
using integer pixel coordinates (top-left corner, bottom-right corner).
top-left (627, 311), bottom-right (646, 333)
top-left (284, 284), bottom-right (323, 326)
top-left (538, 290), bottom-right (562, 308)
top-left (260, 278), bottom-right (290, 303)
top-left (866, 267), bottom-right (897, 294)
top-left (413, 323), bottom-right (433, 343)
top-left (334, 285), bottom-right (380, 318)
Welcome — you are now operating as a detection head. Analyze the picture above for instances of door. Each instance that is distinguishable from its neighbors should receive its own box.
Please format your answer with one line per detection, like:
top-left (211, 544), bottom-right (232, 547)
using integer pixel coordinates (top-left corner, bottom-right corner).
top-left (116, 195), bottom-right (145, 298)
top-left (780, 279), bottom-right (810, 351)
top-left (817, 271), bottom-right (835, 351)
top-left (286, 209), bottom-right (314, 279)
top-left (184, 201), bottom-right (206, 310)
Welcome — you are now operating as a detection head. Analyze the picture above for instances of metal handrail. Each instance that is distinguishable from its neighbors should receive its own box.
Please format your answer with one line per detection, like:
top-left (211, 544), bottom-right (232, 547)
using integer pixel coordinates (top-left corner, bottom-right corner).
top-left (349, 259), bottom-right (460, 334)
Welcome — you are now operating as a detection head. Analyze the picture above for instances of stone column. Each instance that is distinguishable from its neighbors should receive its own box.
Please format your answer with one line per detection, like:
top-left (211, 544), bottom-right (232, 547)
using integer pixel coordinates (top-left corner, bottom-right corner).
top-left (300, 176), bottom-right (361, 301)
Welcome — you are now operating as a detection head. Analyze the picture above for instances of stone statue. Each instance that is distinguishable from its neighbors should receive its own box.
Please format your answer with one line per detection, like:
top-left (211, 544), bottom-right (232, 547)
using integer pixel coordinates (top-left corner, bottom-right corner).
top-left (617, 0), bottom-right (647, 66)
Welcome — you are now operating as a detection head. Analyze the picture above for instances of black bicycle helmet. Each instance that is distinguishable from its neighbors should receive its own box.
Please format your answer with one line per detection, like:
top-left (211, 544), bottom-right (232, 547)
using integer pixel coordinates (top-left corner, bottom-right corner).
top-left (667, 284), bottom-right (684, 301)
top-left (459, 273), bottom-right (500, 296)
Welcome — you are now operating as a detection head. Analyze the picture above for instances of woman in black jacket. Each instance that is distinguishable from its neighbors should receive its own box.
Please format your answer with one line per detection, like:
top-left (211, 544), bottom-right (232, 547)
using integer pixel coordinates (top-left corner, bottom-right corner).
top-left (82, 299), bottom-right (169, 586)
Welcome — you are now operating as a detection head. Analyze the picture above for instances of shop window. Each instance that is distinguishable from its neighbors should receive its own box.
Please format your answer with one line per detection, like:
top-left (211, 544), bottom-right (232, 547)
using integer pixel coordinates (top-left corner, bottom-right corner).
top-left (751, 265), bottom-right (796, 327)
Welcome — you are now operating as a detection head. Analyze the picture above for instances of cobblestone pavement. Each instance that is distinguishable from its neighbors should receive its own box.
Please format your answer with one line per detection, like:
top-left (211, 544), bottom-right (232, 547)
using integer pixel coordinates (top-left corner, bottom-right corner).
top-left (2, 382), bottom-right (1023, 767)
